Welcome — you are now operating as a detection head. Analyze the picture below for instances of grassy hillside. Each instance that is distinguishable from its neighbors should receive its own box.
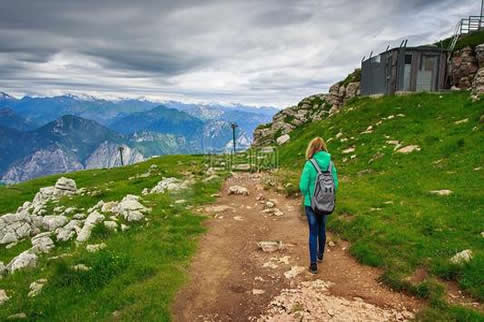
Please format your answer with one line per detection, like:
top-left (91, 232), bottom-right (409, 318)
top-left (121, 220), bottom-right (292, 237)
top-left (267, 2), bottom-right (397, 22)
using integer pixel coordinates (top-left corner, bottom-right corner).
top-left (274, 92), bottom-right (483, 320)
top-left (0, 155), bottom-right (224, 321)
top-left (439, 30), bottom-right (484, 51)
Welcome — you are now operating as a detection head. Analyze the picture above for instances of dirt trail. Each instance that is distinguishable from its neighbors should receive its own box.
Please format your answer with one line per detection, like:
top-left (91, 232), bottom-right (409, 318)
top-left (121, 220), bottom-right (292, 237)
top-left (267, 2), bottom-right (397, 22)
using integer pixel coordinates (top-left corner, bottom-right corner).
top-left (172, 173), bottom-right (422, 321)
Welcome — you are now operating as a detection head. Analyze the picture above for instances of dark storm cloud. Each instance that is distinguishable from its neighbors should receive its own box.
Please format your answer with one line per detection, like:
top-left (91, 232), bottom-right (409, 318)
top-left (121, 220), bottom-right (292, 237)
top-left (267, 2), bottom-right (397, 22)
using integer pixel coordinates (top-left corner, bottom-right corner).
top-left (0, 0), bottom-right (478, 106)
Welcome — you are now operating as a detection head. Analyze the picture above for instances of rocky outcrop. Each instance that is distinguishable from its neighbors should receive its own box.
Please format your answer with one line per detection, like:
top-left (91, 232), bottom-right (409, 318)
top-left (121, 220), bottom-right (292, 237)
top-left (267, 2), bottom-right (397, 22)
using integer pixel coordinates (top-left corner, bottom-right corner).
top-left (85, 142), bottom-right (144, 169)
top-left (76, 211), bottom-right (105, 242)
top-left (1, 148), bottom-right (84, 184)
top-left (143, 177), bottom-right (192, 195)
top-left (451, 46), bottom-right (479, 89)
top-left (252, 69), bottom-right (361, 147)
top-left (252, 94), bottom-right (331, 146)
top-left (471, 44), bottom-right (484, 98)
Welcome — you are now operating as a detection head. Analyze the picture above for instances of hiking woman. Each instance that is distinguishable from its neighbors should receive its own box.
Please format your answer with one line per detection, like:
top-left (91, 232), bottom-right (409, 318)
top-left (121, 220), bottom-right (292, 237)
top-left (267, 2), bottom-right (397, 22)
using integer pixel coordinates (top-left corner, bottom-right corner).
top-left (299, 137), bottom-right (338, 274)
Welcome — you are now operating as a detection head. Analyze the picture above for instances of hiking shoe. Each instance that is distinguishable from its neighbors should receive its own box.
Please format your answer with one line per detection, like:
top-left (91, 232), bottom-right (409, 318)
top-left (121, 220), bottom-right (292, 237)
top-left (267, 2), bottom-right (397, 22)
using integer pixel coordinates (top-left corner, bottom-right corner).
top-left (317, 254), bottom-right (323, 263)
top-left (309, 263), bottom-right (318, 274)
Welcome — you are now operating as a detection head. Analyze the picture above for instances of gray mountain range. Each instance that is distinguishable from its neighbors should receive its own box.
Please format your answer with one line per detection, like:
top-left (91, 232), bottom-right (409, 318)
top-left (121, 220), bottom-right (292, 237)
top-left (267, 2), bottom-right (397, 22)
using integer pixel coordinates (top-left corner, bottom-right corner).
top-left (0, 92), bottom-right (277, 183)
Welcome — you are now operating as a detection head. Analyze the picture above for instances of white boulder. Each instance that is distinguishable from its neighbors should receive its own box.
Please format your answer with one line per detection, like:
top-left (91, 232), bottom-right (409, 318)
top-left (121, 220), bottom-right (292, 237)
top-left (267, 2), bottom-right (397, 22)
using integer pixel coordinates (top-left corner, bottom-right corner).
top-left (429, 189), bottom-right (453, 196)
top-left (31, 233), bottom-right (55, 254)
top-left (0, 289), bottom-right (9, 305)
top-left (104, 221), bottom-right (118, 231)
top-left (116, 195), bottom-right (150, 222)
top-left (42, 216), bottom-right (68, 232)
top-left (28, 279), bottom-right (47, 297)
top-left (450, 249), bottom-right (473, 265)
top-left (86, 243), bottom-right (107, 253)
top-left (54, 177), bottom-right (77, 194)
top-left (257, 240), bottom-right (283, 252)
top-left (55, 220), bottom-right (82, 242)
top-left (276, 134), bottom-right (290, 145)
top-left (6, 250), bottom-right (38, 273)
top-left (228, 185), bottom-right (249, 196)
top-left (76, 211), bottom-right (105, 242)
top-left (397, 145), bottom-right (420, 153)
top-left (148, 177), bottom-right (190, 194)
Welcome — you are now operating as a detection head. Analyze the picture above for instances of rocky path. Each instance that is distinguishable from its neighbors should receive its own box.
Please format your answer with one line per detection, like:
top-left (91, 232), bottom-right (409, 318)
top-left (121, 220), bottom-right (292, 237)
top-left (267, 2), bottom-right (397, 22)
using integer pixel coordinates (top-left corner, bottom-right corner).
top-left (172, 173), bottom-right (422, 321)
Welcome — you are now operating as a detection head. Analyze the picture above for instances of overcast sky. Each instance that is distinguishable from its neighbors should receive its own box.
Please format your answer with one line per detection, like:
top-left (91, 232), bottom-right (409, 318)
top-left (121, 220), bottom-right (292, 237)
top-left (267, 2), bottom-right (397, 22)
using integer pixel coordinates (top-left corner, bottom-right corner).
top-left (0, 0), bottom-right (478, 107)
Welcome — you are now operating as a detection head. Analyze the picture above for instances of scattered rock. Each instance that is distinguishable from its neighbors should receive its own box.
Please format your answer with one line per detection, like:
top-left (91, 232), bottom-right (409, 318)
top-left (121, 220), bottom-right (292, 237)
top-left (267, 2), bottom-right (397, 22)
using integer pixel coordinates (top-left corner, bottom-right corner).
top-left (257, 279), bottom-right (415, 321)
top-left (342, 147), bottom-right (355, 154)
top-left (233, 216), bottom-right (244, 221)
top-left (396, 145), bottom-right (420, 153)
top-left (228, 185), bottom-right (249, 196)
top-left (101, 201), bottom-right (118, 213)
top-left (328, 240), bottom-right (336, 247)
top-left (6, 250), bottom-right (38, 273)
top-left (262, 262), bottom-right (279, 269)
top-left (86, 243), bottom-right (107, 253)
top-left (256, 193), bottom-right (265, 201)
top-left (54, 177), bottom-right (77, 194)
top-left (116, 195), bottom-right (150, 222)
top-left (454, 118), bottom-right (469, 125)
top-left (7, 313), bottom-right (27, 320)
top-left (120, 224), bottom-right (129, 232)
top-left (284, 266), bottom-right (305, 279)
top-left (72, 213), bottom-right (86, 220)
top-left (31, 233), bottom-right (55, 254)
top-left (148, 177), bottom-right (191, 194)
top-left (72, 264), bottom-right (91, 272)
top-left (28, 279), bottom-right (47, 297)
top-left (276, 134), bottom-right (290, 145)
top-left (257, 240), bottom-right (283, 252)
top-left (252, 289), bottom-right (265, 295)
top-left (42, 215), bottom-right (69, 232)
top-left (276, 256), bottom-right (291, 265)
top-left (429, 189), bottom-right (453, 196)
top-left (264, 201), bottom-right (276, 209)
top-left (76, 211), bottom-right (105, 242)
top-left (204, 205), bottom-right (233, 214)
top-left (0, 289), bottom-right (9, 305)
top-left (450, 249), bottom-right (473, 265)
top-left (0, 261), bottom-right (5, 276)
top-left (262, 208), bottom-right (284, 217)
top-left (104, 221), bottom-right (118, 231)
top-left (55, 220), bottom-right (82, 242)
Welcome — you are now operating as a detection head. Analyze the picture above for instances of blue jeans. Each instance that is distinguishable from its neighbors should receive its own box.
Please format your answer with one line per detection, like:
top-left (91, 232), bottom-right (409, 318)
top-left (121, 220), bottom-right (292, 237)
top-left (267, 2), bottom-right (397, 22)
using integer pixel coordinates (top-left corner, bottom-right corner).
top-left (305, 206), bottom-right (327, 264)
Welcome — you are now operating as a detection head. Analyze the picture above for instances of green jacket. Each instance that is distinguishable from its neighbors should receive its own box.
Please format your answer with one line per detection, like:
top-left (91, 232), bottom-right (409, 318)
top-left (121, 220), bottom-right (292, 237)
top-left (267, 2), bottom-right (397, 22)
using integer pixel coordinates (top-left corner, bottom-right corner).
top-left (299, 151), bottom-right (339, 207)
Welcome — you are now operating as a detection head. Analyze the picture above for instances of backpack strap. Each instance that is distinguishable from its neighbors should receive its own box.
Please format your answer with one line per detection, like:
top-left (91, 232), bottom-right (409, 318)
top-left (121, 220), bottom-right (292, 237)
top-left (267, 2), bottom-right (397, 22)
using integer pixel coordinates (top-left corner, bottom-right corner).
top-left (328, 161), bottom-right (333, 174)
top-left (309, 158), bottom-right (322, 174)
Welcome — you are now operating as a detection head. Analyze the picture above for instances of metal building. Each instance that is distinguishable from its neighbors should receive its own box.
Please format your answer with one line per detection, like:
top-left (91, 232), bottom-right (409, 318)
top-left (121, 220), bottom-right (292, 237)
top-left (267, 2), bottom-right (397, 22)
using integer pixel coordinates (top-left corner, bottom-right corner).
top-left (360, 46), bottom-right (449, 96)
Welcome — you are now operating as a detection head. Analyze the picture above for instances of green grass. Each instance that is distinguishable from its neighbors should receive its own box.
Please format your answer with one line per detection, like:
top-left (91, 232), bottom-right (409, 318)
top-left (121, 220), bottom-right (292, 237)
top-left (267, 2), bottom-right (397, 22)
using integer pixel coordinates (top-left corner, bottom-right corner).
top-left (340, 68), bottom-right (361, 86)
top-left (273, 92), bottom-right (484, 320)
top-left (439, 29), bottom-right (484, 51)
top-left (0, 155), bottom-right (225, 321)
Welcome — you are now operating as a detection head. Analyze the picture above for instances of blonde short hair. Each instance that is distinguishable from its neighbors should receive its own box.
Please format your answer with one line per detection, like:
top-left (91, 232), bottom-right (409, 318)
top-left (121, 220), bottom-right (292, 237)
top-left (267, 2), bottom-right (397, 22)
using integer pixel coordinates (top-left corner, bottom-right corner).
top-left (305, 137), bottom-right (328, 160)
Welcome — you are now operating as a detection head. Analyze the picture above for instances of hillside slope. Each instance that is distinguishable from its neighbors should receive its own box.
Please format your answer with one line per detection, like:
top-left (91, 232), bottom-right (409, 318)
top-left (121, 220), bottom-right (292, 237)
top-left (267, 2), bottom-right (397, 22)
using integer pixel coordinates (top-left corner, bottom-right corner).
top-left (0, 115), bottom-right (143, 183)
top-left (268, 91), bottom-right (483, 319)
top-left (0, 155), bottom-right (225, 321)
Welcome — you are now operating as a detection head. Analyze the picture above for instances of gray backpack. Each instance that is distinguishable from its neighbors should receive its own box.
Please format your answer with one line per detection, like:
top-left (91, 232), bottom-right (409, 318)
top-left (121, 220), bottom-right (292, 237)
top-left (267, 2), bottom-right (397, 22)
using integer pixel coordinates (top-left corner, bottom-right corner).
top-left (309, 159), bottom-right (335, 215)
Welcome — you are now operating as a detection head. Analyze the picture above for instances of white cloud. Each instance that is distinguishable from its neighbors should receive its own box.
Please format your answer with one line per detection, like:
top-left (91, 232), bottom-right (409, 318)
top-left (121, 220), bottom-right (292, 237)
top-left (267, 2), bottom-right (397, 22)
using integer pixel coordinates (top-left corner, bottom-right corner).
top-left (0, 0), bottom-right (478, 107)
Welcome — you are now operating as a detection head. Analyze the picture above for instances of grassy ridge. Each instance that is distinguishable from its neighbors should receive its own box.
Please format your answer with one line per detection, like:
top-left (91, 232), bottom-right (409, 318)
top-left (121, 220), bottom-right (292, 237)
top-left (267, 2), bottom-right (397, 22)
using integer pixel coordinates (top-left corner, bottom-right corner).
top-left (0, 155), bottom-right (224, 321)
top-left (274, 92), bottom-right (483, 320)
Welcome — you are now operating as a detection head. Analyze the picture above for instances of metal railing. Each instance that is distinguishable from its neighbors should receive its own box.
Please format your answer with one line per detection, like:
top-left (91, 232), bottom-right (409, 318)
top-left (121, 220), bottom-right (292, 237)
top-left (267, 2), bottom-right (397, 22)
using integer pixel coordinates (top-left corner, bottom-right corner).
top-left (448, 15), bottom-right (484, 52)
top-left (459, 16), bottom-right (484, 34)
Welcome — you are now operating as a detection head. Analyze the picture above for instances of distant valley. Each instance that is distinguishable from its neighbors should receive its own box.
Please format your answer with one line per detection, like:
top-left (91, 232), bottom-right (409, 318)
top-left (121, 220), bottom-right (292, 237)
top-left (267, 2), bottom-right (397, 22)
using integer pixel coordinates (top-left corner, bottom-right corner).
top-left (0, 92), bottom-right (278, 183)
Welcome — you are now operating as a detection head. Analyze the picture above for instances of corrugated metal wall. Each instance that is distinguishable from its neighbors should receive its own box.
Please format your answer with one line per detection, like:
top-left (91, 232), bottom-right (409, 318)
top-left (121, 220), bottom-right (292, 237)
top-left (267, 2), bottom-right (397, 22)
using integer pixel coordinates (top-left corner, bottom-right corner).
top-left (360, 54), bottom-right (387, 95)
top-left (360, 47), bottom-right (448, 96)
